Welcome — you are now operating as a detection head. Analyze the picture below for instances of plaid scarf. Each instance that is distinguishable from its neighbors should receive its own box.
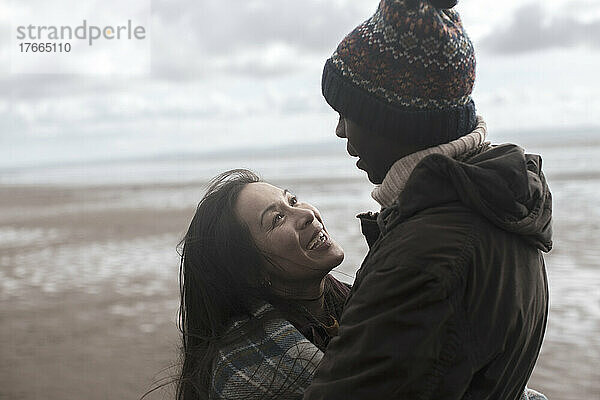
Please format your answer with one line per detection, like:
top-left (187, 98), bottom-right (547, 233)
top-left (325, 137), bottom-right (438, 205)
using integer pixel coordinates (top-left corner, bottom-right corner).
top-left (209, 276), bottom-right (349, 400)
top-left (209, 302), bottom-right (322, 400)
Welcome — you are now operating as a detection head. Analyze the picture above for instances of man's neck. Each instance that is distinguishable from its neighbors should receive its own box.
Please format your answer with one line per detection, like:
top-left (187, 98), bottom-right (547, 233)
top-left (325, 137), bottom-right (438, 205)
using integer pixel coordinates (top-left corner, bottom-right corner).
top-left (372, 116), bottom-right (487, 208)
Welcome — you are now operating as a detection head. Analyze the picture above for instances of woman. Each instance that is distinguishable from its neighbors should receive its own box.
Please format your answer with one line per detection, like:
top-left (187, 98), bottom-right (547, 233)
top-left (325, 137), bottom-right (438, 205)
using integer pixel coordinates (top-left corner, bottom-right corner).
top-left (174, 169), bottom-right (547, 400)
top-left (177, 169), bottom-right (349, 400)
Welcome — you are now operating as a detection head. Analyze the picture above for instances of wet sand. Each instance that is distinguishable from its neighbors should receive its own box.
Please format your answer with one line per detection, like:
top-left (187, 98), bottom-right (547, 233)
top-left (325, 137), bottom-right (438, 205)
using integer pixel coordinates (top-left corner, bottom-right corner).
top-left (1, 181), bottom-right (599, 399)
top-left (0, 184), bottom-right (189, 399)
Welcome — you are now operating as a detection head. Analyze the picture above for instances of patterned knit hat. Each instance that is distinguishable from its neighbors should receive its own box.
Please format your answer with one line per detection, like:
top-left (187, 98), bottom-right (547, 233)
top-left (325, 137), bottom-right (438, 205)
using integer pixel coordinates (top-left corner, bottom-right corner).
top-left (322, 0), bottom-right (477, 147)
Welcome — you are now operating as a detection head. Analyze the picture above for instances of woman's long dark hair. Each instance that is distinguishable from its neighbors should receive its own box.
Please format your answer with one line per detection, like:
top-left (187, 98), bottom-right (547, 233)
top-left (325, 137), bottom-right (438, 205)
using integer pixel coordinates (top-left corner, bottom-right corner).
top-left (147, 169), bottom-right (350, 400)
top-left (176, 169), bottom-right (270, 400)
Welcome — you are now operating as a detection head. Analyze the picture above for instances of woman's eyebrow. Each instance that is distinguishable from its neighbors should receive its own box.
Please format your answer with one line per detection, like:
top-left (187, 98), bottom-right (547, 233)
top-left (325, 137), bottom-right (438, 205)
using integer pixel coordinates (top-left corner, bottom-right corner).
top-left (260, 189), bottom-right (289, 228)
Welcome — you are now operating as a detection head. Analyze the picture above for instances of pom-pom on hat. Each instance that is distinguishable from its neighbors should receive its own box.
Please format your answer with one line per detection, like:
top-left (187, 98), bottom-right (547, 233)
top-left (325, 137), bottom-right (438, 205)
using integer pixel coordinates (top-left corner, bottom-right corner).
top-left (322, 0), bottom-right (477, 147)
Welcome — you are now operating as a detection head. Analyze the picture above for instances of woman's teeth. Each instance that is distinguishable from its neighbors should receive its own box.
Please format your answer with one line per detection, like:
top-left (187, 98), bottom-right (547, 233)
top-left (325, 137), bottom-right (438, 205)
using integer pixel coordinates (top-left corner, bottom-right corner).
top-left (308, 230), bottom-right (328, 250)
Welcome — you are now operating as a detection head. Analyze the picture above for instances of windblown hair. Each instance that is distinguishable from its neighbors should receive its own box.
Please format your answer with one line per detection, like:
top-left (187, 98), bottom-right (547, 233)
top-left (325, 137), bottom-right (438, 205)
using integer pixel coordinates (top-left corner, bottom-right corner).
top-left (141, 169), bottom-right (348, 400)
top-left (176, 169), bottom-right (268, 400)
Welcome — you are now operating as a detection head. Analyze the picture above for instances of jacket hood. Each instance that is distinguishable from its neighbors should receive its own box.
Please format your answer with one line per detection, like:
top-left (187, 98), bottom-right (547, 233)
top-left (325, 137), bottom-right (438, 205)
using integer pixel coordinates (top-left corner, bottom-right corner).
top-left (386, 144), bottom-right (553, 252)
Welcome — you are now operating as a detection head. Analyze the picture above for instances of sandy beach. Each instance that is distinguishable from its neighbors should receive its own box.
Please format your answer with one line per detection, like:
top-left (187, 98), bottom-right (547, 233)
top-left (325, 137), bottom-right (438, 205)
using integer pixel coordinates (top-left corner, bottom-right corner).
top-left (1, 149), bottom-right (599, 399)
top-left (0, 184), bottom-right (186, 399)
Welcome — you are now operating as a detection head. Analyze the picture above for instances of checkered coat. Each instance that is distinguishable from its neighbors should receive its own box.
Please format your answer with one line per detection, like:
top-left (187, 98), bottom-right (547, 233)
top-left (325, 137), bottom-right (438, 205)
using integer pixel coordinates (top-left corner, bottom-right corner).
top-left (208, 302), bottom-right (322, 400)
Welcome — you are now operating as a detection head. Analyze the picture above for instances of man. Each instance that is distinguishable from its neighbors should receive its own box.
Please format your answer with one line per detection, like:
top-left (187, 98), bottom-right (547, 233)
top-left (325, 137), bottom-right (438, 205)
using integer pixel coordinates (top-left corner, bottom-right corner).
top-left (304, 1), bottom-right (552, 399)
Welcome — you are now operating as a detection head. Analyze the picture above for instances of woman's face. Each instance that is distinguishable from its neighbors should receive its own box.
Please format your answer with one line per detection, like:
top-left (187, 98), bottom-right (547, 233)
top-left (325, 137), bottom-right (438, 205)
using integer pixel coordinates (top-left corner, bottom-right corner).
top-left (235, 182), bottom-right (344, 283)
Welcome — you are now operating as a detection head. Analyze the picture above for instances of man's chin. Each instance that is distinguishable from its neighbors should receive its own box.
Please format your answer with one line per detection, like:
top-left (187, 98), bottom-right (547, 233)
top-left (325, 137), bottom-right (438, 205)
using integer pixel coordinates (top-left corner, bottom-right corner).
top-left (366, 172), bottom-right (383, 185)
top-left (357, 160), bottom-right (384, 184)
top-left (359, 168), bottom-right (383, 185)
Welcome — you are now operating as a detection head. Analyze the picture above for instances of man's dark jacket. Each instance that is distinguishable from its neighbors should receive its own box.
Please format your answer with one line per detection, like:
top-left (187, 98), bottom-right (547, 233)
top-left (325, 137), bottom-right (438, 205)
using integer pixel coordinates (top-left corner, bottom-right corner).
top-left (304, 144), bottom-right (552, 400)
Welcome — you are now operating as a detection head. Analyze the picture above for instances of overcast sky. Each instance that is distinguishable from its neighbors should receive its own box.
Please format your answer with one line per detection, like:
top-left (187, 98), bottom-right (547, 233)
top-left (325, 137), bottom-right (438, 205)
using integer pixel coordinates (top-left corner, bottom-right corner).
top-left (1, 0), bottom-right (600, 168)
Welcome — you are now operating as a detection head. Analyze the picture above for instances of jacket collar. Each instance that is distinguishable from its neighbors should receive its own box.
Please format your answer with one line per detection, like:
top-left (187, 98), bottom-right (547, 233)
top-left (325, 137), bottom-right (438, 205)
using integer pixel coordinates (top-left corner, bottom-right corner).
top-left (372, 116), bottom-right (488, 208)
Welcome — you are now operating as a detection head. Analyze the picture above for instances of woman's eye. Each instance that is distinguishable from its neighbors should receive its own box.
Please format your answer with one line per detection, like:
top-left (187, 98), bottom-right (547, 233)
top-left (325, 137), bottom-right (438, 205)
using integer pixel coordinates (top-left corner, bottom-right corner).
top-left (272, 213), bottom-right (284, 226)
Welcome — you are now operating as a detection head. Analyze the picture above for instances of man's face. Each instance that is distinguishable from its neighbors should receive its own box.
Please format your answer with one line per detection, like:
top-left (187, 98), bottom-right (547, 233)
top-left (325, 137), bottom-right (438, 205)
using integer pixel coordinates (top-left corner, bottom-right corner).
top-left (336, 115), bottom-right (410, 184)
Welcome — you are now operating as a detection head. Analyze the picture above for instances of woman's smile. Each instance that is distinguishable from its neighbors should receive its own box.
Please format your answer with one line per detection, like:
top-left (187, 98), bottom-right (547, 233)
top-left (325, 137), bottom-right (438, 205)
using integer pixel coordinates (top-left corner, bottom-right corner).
top-left (306, 228), bottom-right (331, 251)
top-left (235, 182), bottom-right (344, 280)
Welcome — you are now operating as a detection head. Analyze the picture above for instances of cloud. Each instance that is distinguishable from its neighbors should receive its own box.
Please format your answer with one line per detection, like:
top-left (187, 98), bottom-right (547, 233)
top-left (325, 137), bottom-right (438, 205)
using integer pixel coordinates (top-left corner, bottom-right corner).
top-left (1, 0), bottom-right (369, 82)
top-left (149, 0), bottom-right (368, 80)
top-left (152, 0), bottom-right (364, 54)
top-left (0, 74), bottom-right (326, 143)
top-left (480, 3), bottom-right (600, 54)
top-left (0, 0), bottom-right (370, 106)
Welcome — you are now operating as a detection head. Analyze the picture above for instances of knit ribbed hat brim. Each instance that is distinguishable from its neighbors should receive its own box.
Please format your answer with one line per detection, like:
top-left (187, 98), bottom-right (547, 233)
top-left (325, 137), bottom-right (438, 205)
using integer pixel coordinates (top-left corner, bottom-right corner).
top-left (322, 58), bottom-right (477, 147)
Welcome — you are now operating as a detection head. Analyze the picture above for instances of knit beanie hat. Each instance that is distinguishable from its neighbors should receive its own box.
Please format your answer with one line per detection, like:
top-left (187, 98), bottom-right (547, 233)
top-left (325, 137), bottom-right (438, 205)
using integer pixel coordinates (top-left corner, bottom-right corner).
top-left (322, 0), bottom-right (477, 148)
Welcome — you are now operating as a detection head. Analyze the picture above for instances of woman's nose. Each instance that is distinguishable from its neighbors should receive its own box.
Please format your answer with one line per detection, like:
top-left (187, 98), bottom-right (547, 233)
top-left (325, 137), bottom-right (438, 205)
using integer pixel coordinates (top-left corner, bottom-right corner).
top-left (295, 207), bottom-right (315, 230)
